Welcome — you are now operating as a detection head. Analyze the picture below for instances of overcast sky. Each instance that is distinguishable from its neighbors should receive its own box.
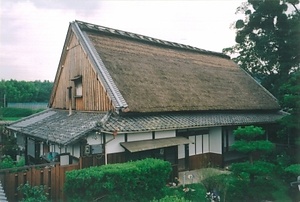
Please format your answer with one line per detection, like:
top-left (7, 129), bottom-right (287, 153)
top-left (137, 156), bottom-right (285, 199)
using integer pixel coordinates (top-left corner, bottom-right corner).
top-left (0, 0), bottom-right (244, 81)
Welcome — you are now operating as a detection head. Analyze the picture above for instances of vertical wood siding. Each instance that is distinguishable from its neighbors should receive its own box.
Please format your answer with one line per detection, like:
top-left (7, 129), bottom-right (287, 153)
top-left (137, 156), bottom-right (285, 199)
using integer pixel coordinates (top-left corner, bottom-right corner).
top-left (52, 33), bottom-right (114, 112)
top-left (0, 163), bottom-right (79, 201)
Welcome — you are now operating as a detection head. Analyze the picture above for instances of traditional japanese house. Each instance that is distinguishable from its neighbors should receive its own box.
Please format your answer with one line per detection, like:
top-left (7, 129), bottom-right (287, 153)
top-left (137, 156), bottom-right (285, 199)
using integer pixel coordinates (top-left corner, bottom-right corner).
top-left (7, 20), bottom-right (284, 174)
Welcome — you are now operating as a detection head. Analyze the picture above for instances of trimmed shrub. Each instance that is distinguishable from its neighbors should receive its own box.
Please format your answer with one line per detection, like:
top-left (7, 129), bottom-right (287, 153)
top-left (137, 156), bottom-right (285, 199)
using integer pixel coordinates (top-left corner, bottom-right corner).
top-left (64, 158), bottom-right (172, 201)
top-left (285, 164), bottom-right (300, 176)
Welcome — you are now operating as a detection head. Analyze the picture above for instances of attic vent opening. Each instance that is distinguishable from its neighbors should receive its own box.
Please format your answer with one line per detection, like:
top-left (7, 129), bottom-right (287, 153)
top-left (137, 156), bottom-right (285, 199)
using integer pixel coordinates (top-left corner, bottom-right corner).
top-left (71, 75), bottom-right (82, 97)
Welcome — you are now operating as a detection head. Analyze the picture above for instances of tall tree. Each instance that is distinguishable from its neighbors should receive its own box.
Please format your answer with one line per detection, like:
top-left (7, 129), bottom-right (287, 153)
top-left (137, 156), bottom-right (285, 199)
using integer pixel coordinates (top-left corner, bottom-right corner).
top-left (279, 70), bottom-right (300, 148)
top-left (223, 0), bottom-right (300, 98)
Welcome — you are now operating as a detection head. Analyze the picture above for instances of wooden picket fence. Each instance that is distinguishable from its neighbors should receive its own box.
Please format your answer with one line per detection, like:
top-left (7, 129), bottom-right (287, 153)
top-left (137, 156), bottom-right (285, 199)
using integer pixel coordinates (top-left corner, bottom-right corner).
top-left (0, 155), bottom-right (104, 201)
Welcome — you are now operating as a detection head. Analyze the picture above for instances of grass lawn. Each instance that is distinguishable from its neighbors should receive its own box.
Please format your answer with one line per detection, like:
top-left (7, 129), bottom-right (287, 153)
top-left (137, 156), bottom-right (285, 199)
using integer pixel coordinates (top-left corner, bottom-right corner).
top-left (1, 117), bottom-right (21, 121)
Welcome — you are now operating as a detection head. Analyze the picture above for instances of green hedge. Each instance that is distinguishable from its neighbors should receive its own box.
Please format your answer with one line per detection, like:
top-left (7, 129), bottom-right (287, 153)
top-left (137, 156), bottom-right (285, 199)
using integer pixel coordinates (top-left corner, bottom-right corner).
top-left (0, 107), bottom-right (42, 118)
top-left (64, 158), bottom-right (172, 201)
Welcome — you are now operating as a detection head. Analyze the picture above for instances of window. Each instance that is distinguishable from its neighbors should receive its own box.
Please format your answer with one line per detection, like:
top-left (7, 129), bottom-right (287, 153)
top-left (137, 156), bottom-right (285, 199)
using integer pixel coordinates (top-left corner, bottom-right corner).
top-left (71, 75), bottom-right (82, 97)
top-left (75, 82), bottom-right (82, 96)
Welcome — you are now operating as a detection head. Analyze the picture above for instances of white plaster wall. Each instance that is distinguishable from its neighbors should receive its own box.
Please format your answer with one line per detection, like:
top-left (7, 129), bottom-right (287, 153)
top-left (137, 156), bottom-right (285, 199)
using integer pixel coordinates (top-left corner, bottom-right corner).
top-left (127, 132), bottom-right (152, 141)
top-left (106, 133), bottom-right (125, 154)
top-left (39, 142), bottom-right (44, 156)
top-left (178, 144), bottom-right (185, 159)
top-left (66, 145), bottom-right (72, 155)
top-left (86, 133), bottom-right (103, 145)
top-left (27, 138), bottom-right (35, 157)
top-left (189, 136), bottom-right (195, 155)
top-left (72, 142), bottom-right (81, 158)
top-left (195, 135), bottom-right (203, 154)
top-left (155, 130), bottom-right (175, 139)
top-left (51, 144), bottom-right (61, 153)
top-left (203, 134), bottom-right (209, 153)
top-left (62, 143), bottom-right (80, 158)
top-left (209, 127), bottom-right (222, 154)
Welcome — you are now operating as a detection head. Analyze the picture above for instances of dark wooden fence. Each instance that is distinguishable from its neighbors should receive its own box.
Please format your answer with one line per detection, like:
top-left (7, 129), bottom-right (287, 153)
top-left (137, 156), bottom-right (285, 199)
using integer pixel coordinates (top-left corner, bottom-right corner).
top-left (0, 163), bottom-right (78, 201)
top-left (0, 155), bottom-right (104, 201)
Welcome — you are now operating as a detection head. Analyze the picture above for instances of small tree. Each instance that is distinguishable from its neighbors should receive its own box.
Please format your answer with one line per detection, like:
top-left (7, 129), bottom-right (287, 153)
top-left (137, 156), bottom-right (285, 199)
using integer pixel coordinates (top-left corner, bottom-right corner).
top-left (230, 126), bottom-right (275, 184)
top-left (231, 125), bottom-right (274, 164)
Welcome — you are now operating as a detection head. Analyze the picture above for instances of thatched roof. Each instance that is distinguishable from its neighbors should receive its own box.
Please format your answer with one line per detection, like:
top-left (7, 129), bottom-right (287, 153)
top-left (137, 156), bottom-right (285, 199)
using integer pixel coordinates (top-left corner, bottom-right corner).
top-left (77, 21), bottom-right (280, 113)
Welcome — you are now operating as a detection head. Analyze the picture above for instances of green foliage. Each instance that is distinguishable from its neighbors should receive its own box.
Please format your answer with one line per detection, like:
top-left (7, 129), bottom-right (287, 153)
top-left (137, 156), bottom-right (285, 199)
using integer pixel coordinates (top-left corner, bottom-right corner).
top-left (231, 140), bottom-right (274, 153)
top-left (223, 0), bottom-right (299, 99)
top-left (18, 182), bottom-right (48, 202)
top-left (64, 158), bottom-right (172, 202)
top-left (163, 183), bottom-right (206, 202)
top-left (230, 161), bottom-right (275, 177)
top-left (0, 79), bottom-right (53, 106)
top-left (233, 125), bottom-right (265, 141)
top-left (203, 174), bottom-right (244, 201)
top-left (202, 173), bottom-right (230, 195)
top-left (285, 164), bottom-right (300, 202)
top-left (278, 70), bottom-right (300, 146)
top-left (16, 156), bottom-right (25, 167)
top-left (231, 126), bottom-right (274, 162)
top-left (202, 172), bottom-right (279, 202)
top-left (0, 155), bottom-right (25, 169)
top-left (285, 164), bottom-right (300, 176)
top-left (264, 151), bottom-right (292, 176)
top-left (152, 195), bottom-right (190, 202)
top-left (0, 131), bottom-right (19, 159)
top-left (0, 107), bottom-right (42, 118)
top-left (230, 125), bottom-right (276, 197)
top-left (0, 156), bottom-right (15, 169)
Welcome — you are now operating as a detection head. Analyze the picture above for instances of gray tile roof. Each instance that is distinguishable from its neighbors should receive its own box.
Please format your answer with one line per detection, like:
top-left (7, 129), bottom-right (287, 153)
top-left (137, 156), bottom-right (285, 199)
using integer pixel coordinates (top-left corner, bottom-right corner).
top-left (7, 109), bottom-right (107, 145)
top-left (7, 109), bottom-right (285, 144)
top-left (102, 111), bottom-right (285, 133)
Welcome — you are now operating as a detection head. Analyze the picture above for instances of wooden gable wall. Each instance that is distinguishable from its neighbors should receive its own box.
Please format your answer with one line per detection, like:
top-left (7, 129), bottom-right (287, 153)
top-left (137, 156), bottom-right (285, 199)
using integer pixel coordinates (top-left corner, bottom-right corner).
top-left (51, 32), bottom-right (114, 112)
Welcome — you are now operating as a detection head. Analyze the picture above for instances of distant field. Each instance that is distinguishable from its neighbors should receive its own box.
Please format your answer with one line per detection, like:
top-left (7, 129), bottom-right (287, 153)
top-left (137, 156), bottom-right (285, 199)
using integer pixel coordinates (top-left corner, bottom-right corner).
top-left (0, 107), bottom-right (43, 121)
top-left (1, 117), bottom-right (21, 121)
top-left (7, 102), bottom-right (48, 110)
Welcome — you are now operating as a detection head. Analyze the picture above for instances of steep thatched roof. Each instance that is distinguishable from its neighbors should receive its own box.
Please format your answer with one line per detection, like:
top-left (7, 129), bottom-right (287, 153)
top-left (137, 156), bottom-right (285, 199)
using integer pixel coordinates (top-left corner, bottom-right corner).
top-left (78, 21), bottom-right (280, 113)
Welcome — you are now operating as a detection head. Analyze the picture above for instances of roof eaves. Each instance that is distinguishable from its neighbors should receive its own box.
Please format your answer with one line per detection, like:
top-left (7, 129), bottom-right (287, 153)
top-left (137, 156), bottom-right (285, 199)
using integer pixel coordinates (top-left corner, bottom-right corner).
top-left (72, 21), bottom-right (128, 112)
top-left (49, 24), bottom-right (74, 108)
top-left (102, 111), bottom-right (285, 133)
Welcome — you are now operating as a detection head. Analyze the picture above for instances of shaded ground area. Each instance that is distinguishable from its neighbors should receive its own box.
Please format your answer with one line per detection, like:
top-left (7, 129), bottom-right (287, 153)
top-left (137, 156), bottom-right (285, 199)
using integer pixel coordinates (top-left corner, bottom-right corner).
top-left (178, 168), bottom-right (230, 185)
